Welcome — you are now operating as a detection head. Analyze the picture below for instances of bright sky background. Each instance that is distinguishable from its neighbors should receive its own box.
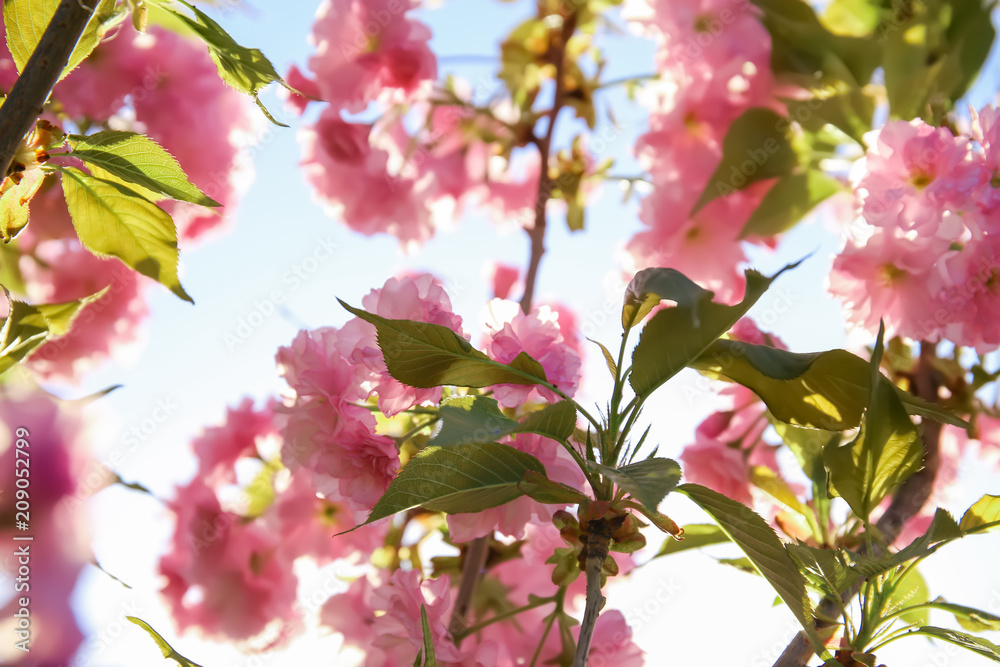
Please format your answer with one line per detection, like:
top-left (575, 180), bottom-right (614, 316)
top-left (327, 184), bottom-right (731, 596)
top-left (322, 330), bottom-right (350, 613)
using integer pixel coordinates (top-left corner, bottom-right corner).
top-left (23, 0), bottom-right (1000, 665)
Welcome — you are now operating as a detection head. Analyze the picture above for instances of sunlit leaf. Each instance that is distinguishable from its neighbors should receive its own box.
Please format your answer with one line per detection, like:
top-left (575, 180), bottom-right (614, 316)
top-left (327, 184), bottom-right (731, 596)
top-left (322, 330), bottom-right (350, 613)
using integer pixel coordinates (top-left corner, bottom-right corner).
top-left (960, 494), bottom-right (1000, 533)
top-left (628, 262), bottom-right (799, 400)
top-left (126, 617), bottom-right (204, 667)
top-left (905, 627), bottom-right (1000, 662)
top-left (61, 167), bottom-right (192, 302)
top-left (3, 0), bottom-right (117, 80)
top-left (740, 170), bottom-right (841, 238)
top-left (165, 0), bottom-right (291, 125)
top-left (823, 324), bottom-right (922, 520)
top-left (69, 131), bottom-right (219, 206)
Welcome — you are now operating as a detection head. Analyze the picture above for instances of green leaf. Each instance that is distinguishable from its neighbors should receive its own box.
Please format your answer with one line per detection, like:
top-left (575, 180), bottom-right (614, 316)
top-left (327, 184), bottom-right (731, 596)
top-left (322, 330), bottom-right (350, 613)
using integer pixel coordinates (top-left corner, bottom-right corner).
top-left (780, 89), bottom-right (874, 146)
top-left (655, 523), bottom-right (731, 557)
top-left (820, 0), bottom-right (879, 36)
top-left (823, 325), bottom-right (922, 520)
top-left (431, 396), bottom-right (517, 447)
top-left (751, 0), bottom-right (881, 86)
top-left (339, 300), bottom-right (548, 389)
top-left (787, 543), bottom-right (859, 596)
top-left (882, 0), bottom-right (996, 120)
top-left (931, 600), bottom-right (1000, 632)
top-left (61, 167), bottom-right (192, 302)
top-left (587, 337), bottom-right (618, 378)
top-left (905, 627), bottom-right (1000, 662)
top-left (165, 0), bottom-right (291, 126)
top-left (1, 171), bottom-right (45, 243)
top-left (126, 617), bottom-right (204, 667)
top-left (622, 267), bottom-right (714, 331)
top-left (416, 604), bottom-right (438, 667)
top-left (749, 465), bottom-right (809, 516)
top-left (0, 286), bottom-right (108, 375)
top-left (960, 494), bottom-right (1000, 533)
top-left (774, 421), bottom-right (838, 489)
top-left (889, 567), bottom-right (931, 627)
top-left (690, 108), bottom-right (798, 214)
top-left (518, 469), bottom-right (590, 505)
top-left (678, 483), bottom-right (822, 652)
top-left (740, 170), bottom-right (841, 238)
top-left (343, 442), bottom-right (547, 532)
top-left (4, 0), bottom-right (117, 80)
top-left (692, 339), bottom-right (871, 430)
top-left (628, 262), bottom-right (799, 401)
top-left (69, 131), bottom-right (219, 207)
top-left (590, 457), bottom-right (681, 511)
top-left (894, 387), bottom-right (969, 428)
top-left (848, 509), bottom-right (963, 579)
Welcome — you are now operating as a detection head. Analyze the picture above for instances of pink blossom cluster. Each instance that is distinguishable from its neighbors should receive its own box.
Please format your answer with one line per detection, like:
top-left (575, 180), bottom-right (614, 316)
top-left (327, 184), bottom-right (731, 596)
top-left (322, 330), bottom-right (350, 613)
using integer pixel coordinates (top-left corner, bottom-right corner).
top-left (0, 26), bottom-right (257, 381)
top-left (290, 1), bottom-right (546, 246)
top-left (159, 398), bottom-right (382, 646)
top-left (830, 109), bottom-right (1000, 350)
top-left (624, 0), bottom-right (778, 302)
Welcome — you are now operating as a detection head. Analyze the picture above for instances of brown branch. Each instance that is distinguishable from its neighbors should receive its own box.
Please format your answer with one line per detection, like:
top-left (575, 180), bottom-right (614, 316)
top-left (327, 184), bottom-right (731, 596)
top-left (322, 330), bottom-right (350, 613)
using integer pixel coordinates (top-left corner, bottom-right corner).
top-left (448, 535), bottom-right (490, 643)
top-left (772, 343), bottom-right (944, 667)
top-left (0, 0), bottom-right (99, 180)
top-left (519, 9), bottom-right (577, 315)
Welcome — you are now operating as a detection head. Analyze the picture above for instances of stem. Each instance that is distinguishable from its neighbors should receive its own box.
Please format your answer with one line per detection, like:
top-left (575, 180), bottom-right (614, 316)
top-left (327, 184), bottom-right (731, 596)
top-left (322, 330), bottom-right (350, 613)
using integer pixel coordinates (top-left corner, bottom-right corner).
top-left (573, 518), bottom-right (614, 667)
top-left (529, 589), bottom-right (564, 667)
top-left (519, 9), bottom-right (577, 314)
top-left (771, 342), bottom-right (944, 667)
top-left (454, 594), bottom-right (556, 640)
top-left (448, 536), bottom-right (491, 644)
top-left (594, 73), bottom-right (660, 90)
top-left (0, 0), bottom-right (99, 180)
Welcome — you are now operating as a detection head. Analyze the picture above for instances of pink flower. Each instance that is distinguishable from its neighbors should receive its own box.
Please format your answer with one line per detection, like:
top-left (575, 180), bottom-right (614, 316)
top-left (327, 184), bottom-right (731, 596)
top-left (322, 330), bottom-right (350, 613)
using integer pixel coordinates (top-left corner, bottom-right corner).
top-left (627, 186), bottom-right (765, 304)
top-left (680, 432), bottom-right (753, 504)
top-left (939, 234), bottom-right (1000, 351)
top-left (828, 227), bottom-right (951, 341)
top-left (858, 119), bottom-right (976, 232)
top-left (481, 299), bottom-right (582, 407)
top-left (583, 609), bottom-right (645, 667)
top-left (277, 327), bottom-right (400, 521)
top-left (300, 110), bottom-right (434, 246)
top-left (297, 0), bottom-right (436, 113)
top-left (485, 262), bottom-right (522, 300)
top-left (160, 478), bottom-right (299, 642)
top-left (339, 273), bottom-right (466, 416)
top-left (192, 398), bottom-right (279, 484)
top-left (21, 240), bottom-right (148, 382)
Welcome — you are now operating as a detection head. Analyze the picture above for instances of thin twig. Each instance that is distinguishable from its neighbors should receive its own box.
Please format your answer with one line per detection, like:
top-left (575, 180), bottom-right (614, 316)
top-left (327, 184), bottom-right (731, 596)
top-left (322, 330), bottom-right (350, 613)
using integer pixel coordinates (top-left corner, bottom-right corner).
top-left (771, 343), bottom-right (944, 667)
top-left (519, 9), bottom-right (577, 314)
top-left (0, 0), bottom-right (99, 179)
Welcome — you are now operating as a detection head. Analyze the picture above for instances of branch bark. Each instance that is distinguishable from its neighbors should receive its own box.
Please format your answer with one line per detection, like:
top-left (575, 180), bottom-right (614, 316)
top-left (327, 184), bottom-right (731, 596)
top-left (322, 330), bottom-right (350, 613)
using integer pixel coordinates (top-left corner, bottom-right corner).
top-left (772, 343), bottom-right (944, 667)
top-left (0, 0), bottom-right (99, 180)
top-left (448, 535), bottom-right (490, 643)
top-left (574, 518), bottom-right (614, 667)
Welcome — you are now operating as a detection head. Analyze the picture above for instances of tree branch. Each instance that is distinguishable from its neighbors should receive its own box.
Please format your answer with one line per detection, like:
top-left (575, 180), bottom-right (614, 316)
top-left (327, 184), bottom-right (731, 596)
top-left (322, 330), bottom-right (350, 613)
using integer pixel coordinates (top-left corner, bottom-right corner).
top-left (0, 0), bottom-right (99, 180)
top-left (772, 342), bottom-right (944, 667)
top-left (574, 517), bottom-right (614, 667)
top-left (519, 9), bottom-right (577, 315)
top-left (448, 535), bottom-right (490, 644)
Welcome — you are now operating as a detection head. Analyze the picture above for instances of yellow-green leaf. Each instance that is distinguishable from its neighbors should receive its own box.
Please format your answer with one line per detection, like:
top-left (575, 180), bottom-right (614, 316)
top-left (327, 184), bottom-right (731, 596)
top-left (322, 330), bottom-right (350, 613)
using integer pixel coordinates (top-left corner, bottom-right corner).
top-left (3, 0), bottom-right (117, 80)
top-left (126, 617), bottom-right (204, 667)
top-left (69, 131), bottom-right (219, 206)
top-left (61, 167), bottom-right (192, 303)
top-left (960, 494), bottom-right (1000, 533)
